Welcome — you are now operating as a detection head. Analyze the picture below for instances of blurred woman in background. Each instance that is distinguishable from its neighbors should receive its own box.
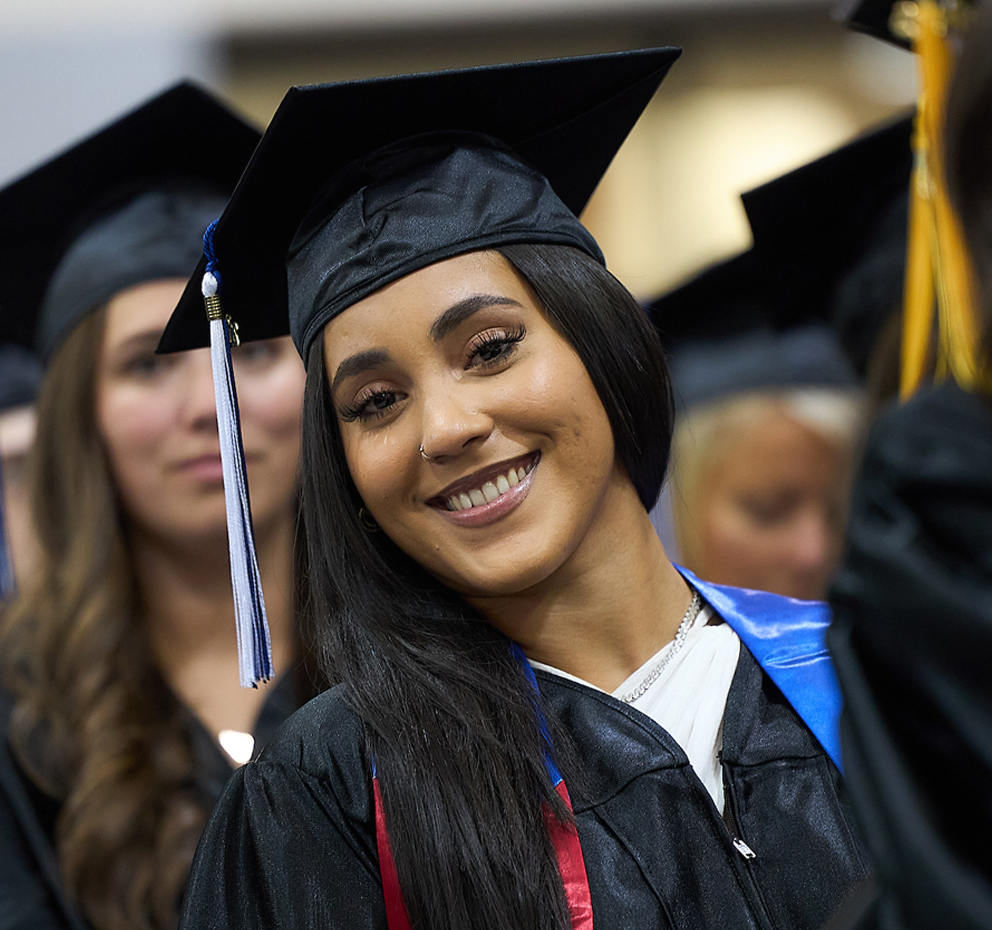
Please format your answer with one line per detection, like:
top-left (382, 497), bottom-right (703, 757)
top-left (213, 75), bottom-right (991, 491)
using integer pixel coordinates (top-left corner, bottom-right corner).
top-left (651, 253), bottom-right (864, 600)
top-left (0, 85), bottom-right (314, 930)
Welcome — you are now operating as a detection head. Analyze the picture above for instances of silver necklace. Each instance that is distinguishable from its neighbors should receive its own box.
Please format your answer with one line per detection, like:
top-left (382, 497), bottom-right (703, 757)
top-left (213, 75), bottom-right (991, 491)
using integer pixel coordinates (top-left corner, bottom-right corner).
top-left (618, 589), bottom-right (702, 704)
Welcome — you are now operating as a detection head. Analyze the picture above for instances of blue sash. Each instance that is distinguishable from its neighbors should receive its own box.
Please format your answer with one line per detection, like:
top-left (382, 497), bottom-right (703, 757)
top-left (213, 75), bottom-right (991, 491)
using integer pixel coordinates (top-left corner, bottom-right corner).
top-left (676, 566), bottom-right (843, 771)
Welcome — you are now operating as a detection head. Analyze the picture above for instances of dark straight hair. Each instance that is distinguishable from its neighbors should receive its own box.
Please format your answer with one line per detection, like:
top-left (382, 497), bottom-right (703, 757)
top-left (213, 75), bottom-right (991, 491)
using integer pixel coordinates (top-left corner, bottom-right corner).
top-left (300, 243), bottom-right (674, 930)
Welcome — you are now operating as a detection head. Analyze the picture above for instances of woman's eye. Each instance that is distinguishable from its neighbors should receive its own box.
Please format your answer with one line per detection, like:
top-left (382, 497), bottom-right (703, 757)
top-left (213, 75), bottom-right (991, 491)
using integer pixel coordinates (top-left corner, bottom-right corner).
top-left (122, 353), bottom-right (169, 378)
top-left (740, 497), bottom-right (793, 527)
top-left (340, 389), bottom-right (400, 423)
top-left (466, 325), bottom-right (526, 369)
top-left (232, 341), bottom-right (278, 366)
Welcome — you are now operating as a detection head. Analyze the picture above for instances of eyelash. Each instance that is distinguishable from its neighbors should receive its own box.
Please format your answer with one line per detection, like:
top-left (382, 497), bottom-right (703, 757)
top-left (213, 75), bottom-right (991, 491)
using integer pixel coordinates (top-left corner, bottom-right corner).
top-left (339, 325), bottom-right (527, 424)
top-left (466, 325), bottom-right (526, 369)
top-left (339, 391), bottom-right (395, 423)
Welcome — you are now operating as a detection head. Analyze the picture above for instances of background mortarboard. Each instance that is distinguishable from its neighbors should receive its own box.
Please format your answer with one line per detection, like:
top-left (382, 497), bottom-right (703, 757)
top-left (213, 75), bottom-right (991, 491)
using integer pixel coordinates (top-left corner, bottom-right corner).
top-left (841, 0), bottom-right (915, 49)
top-left (158, 47), bottom-right (681, 355)
top-left (741, 114), bottom-right (914, 378)
top-left (0, 82), bottom-right (260, 358)
top-left (649, 250), bottom-right (858, 414)
top-left (840, 0), bottom-right (975, 50)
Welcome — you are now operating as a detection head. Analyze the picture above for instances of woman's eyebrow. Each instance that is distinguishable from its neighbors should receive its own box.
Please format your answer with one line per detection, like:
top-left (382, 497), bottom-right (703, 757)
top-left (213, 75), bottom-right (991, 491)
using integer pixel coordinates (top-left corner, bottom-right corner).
top-left (111, 329), bottom-right (164, 356)
top-left (330, 349), bottom-right (392, 396)
top-left (429, 295), bottom-right (522, 343)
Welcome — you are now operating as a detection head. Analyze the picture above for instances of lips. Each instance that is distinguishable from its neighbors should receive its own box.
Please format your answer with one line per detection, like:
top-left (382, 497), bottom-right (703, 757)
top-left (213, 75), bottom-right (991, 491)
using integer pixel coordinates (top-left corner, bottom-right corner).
top-left (426, 453), bottom-right (540, 526)
top-left (177, 454), bottom-right (225, 482)
top-left (429, 453), bottom-right (539, 510)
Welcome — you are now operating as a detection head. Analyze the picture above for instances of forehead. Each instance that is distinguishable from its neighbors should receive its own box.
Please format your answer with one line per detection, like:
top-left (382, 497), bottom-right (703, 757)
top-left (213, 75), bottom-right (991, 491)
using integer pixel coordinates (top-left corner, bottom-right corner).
top-left (320, 250), bottom-right (533, 360)
top-left (101, 277), bottom-right (190, 347)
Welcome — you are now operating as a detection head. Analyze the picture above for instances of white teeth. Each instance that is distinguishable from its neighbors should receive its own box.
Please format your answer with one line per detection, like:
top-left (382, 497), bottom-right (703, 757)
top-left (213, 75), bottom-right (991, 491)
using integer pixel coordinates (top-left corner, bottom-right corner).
top-left (445, 462), bottom-right (534, 512)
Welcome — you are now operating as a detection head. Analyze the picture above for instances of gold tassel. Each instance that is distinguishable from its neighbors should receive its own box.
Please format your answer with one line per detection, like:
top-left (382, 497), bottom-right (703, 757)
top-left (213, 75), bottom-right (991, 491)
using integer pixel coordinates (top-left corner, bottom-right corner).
top-left (896, 0), bottom-right (984, 398)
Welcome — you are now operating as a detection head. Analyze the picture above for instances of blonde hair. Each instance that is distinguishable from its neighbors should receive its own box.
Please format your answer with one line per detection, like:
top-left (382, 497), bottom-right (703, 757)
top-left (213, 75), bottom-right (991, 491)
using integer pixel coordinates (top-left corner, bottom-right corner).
top-left (669, 388), bottom-right (864, 565)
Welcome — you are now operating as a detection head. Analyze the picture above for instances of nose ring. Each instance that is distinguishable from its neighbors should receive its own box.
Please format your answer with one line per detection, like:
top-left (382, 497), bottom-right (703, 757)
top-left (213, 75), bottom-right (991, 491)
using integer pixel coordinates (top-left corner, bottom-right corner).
top-left (419, 444), bottom-right (436, 462)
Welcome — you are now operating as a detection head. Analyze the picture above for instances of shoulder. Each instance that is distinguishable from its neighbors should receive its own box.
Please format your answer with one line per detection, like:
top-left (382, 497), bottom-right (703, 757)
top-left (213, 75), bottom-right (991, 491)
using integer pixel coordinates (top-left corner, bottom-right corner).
top-left (0, 691), bottom-right (84, 930)
top-left (676, 568), bottom-right (843, 768)
top-left (237, 683), bottom-right (372, 823)
top-left (677, 567), bottom-right (831, 643)
top-left (259, 683), bottom-right (364, 769)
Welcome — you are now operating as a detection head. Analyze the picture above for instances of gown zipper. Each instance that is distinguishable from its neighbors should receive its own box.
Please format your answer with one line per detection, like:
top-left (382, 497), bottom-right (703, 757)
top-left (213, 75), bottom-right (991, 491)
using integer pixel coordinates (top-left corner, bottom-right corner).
top-left (720, 753), bottom-right (776, 929)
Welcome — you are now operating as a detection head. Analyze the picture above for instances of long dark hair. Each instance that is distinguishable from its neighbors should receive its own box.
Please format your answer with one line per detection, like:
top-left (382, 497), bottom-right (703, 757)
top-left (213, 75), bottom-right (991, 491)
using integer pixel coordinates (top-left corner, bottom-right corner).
top-left (300, 243), bottom-right (674, 930)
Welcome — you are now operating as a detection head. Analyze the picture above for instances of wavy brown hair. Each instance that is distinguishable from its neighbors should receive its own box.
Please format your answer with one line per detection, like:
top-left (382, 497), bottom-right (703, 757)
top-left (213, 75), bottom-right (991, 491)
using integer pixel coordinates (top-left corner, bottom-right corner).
top-left (0, 310), bottom-right (206, 930)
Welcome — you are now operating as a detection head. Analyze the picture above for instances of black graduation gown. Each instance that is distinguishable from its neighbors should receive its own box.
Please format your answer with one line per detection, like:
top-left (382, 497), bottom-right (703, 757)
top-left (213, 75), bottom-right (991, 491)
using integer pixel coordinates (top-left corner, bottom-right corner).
top-left (827, 382), bottom-right (992, 930)
top-left (179, 646), bottom-right (871, 930)
top-left (0, 673), bottom-right (298, 930)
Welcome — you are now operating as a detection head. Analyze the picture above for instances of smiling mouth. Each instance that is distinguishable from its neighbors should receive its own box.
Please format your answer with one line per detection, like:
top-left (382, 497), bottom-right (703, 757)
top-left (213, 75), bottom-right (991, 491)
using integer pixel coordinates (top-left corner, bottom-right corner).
top-left (429, 453), bottom-right (539, 512)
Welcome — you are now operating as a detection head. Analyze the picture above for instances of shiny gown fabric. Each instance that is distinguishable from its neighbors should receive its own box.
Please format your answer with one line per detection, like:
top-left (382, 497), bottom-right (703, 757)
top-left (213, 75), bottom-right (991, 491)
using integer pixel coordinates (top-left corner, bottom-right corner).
top-left (0, 675), bottom-right (299, 930)
top-left (179, 642), bottom-right (870, 928)
top-left (828, 383), bottom-right (992, 930)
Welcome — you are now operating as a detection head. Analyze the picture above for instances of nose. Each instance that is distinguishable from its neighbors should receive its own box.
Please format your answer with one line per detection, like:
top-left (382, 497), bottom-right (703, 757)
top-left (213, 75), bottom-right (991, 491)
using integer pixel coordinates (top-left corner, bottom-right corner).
top-left (180, 348), bottom-right (220, 432)
top-left (418, 383), bottom-right (494, 462)
top-left (786, 508), bottom-right (835, 586)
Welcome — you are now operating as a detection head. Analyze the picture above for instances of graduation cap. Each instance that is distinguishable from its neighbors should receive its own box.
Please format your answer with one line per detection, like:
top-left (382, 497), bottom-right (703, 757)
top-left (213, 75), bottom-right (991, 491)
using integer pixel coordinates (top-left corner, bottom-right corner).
top-left (840, 0), bottom-right (972, 50)
top-left (0, 82), bottom-right (261, 359)
top-left (649, 250), bottom-right (858, 414)
top-left (741, 114), bottom-right (914, 378)
top-left (839, 0), bottom-right (983, 396)
top-left (157, 48), bottom-right (681, 686)
top-left (159, 47), bottom-right (681, 357)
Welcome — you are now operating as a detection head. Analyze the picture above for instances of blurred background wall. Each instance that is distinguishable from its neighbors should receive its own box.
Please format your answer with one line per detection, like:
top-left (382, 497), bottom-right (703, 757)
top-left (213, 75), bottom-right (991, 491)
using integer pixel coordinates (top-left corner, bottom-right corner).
top-left (0, 0), bottom-right (915, 300)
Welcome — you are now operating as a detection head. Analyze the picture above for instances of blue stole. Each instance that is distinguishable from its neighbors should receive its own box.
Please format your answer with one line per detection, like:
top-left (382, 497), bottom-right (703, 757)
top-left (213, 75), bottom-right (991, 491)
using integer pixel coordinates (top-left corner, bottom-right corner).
top-left (675, 566), bottom-right (843, 771)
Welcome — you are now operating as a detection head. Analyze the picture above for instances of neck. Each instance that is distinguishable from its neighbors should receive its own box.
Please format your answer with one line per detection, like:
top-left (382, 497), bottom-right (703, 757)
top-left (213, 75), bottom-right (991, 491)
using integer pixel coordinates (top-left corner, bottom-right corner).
top-left (133, 510), bottom-right (298, 732)
top-left (467, 476), bottom-right (692, 693)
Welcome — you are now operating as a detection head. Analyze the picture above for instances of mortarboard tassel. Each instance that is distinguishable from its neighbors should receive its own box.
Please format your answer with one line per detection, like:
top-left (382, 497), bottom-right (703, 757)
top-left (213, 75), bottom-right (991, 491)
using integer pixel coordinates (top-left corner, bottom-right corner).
top-left (898, 0), bottom-right (986, 398)
top-left (202, 221), bottom-right (273, 687)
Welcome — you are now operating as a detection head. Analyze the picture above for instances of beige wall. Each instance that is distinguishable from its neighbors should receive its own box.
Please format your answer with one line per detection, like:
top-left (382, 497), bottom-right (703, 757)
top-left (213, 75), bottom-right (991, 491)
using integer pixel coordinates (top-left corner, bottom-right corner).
top-left (219, 6), bottom-right (915, 301)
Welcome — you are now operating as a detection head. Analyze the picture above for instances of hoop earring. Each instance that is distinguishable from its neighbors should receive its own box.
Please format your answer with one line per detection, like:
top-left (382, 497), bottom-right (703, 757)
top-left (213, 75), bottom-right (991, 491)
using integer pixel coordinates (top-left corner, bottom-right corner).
top-left (358, 507), bottom-right (379, 532)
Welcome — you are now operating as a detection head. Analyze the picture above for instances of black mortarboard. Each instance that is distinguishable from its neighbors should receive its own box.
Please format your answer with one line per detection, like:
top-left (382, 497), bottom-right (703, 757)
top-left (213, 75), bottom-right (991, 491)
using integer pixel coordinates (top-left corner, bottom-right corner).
top-left (649, 251), bottom-right (858, 413)
top-left (155, 49), bottom-right (680, 686)
top-left (841, 0), bottom-right (915, 49)
top-left (0, 82), bottom-right (261, 359)
top-left (0, 344), bottom-right (43, 412)
top-left (840, 0), bottom-right (974, 50)
top-left (158, 47), bottom-right (681, 359)
top-left (742, 114), bottom-right (914, 377)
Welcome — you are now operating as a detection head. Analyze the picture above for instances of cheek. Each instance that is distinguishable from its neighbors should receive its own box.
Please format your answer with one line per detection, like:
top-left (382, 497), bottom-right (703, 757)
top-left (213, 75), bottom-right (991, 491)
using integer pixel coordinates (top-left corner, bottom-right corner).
top-left (96, 382), bottom-right (173, 467)
top-left (345, 428), bottom-right (415, 513)
top-left (238, 363), bottom-right (307, 440)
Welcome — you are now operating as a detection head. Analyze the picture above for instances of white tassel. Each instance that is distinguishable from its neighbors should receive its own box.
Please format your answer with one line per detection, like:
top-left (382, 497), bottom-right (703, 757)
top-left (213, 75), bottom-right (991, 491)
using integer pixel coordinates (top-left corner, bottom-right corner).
top-left (204, 273), bottom-right (273, 688)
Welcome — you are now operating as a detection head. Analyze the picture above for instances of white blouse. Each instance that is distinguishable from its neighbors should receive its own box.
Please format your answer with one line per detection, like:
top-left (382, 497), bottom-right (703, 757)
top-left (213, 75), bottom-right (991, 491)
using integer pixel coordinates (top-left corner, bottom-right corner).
top-left (531, 604), bottom-right (741, 811)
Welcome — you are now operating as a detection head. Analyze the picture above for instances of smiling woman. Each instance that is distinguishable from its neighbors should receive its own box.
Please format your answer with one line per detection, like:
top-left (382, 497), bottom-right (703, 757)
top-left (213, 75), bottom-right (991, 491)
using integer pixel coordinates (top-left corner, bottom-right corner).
top-left (163, 51), bottom-right (872, 930)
